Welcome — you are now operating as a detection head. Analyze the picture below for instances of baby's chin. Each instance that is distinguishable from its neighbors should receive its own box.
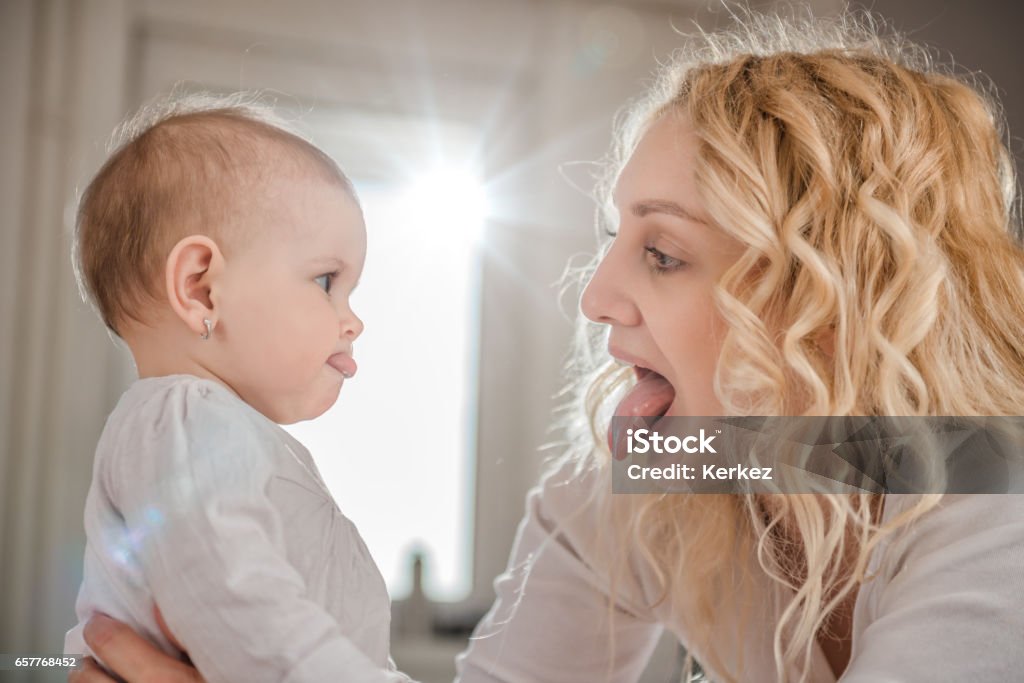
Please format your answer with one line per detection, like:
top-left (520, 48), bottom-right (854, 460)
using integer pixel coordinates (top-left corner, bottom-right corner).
top-left (299, 393), bottom-right (342, 425)
top-left (263, 392), bottom-right (338, 425)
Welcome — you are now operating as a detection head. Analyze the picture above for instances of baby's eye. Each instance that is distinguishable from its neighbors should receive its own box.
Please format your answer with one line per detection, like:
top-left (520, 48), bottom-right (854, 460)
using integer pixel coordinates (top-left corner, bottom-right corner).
top-left (314, 272), bottom-right (336, 293)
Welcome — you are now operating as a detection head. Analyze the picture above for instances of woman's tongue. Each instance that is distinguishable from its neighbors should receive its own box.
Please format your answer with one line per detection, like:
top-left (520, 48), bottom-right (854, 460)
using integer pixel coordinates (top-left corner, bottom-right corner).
top-left (615, 370), bottom-right (675, 417)
top-left (608, 370), bottom-right (676, 458)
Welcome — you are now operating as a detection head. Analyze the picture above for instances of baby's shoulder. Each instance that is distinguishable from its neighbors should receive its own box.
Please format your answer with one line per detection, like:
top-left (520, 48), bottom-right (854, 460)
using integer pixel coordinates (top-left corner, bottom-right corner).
top-left (117, 374), bottom-right (264, 431)
top-left (98, 375), bottom-right (289, 495)
top-left (101, 374), bottom-right (282, 463)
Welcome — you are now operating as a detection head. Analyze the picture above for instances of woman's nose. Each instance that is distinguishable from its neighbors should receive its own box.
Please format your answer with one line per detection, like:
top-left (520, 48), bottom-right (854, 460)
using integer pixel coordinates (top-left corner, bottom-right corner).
top-left (580, 249), bottom-right (640, 326)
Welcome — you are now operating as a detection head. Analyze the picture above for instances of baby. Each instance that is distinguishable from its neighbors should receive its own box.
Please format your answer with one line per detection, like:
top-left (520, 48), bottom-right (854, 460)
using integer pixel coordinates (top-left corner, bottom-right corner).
top-left (64, 94), bottom-right (412, 683)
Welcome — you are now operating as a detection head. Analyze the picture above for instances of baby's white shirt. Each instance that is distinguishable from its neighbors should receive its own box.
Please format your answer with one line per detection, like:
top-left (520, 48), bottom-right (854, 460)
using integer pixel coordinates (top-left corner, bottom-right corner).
top-left (65, 374), bottom-right (411, 683)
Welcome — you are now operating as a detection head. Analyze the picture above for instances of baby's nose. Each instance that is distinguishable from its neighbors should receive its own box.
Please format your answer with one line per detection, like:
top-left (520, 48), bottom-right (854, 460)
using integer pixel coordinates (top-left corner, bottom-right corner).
top-left (341, 311), bottom-right (364, 340)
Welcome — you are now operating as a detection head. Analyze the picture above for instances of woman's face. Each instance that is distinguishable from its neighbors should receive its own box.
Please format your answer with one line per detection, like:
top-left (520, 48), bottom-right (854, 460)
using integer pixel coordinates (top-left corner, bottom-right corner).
top-left (581, 113), bottom-right (745, 417)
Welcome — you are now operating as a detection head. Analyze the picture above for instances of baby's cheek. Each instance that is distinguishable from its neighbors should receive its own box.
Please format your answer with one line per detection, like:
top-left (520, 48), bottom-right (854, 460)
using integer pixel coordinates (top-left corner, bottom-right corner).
top-left (264, 303), bottom-right (337, 371)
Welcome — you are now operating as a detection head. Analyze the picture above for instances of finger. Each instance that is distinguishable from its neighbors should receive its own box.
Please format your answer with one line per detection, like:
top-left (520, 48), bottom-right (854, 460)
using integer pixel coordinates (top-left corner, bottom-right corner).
top-left (154, 605), bottom-right (186, 653)
top-left (68, 656), bottom-right (115, 683)
top-left (84, 613), bottom-right (200, 682)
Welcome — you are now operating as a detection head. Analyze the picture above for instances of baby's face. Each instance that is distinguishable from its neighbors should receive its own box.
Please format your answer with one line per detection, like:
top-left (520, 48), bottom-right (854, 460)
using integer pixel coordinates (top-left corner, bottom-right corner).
top-left (211, 175), bottom-right (366, 424)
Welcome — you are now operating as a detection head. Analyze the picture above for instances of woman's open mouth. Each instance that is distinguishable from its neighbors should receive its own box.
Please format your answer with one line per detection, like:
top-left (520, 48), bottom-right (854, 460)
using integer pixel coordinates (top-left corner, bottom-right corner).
top-left (608, 366), bottom-right (676, 459)
top-left (616, 366), bottom-right (676, 418)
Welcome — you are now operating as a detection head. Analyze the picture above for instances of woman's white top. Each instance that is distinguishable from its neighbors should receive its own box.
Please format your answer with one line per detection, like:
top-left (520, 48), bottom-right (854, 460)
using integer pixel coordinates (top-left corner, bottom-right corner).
top-left (456, 458), bottom-right (1024, 682)
top-left (65, 375), bottom-right (412, 683)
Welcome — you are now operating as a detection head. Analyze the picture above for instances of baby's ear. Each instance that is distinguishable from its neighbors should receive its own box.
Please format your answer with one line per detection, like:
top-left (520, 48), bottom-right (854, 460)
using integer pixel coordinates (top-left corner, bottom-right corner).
top-left (164, 235), bottom-right (224, 337)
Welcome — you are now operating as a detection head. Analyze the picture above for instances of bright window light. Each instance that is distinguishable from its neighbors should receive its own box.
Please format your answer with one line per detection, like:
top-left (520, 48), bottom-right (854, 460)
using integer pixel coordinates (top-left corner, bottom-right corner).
top-left (401, 166), bottom-right (489, 242)
top-left (284, 169), bottom-right (482, 603)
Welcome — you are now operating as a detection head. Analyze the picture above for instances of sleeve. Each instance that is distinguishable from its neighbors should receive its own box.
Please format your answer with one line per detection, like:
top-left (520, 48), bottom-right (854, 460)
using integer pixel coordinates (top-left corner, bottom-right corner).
top-left (455, 459), bottom-right (663, 683)
top-left (840, 494), bottom-right (1024, 682)
top-left (110, 381), bottom-right (413, 683)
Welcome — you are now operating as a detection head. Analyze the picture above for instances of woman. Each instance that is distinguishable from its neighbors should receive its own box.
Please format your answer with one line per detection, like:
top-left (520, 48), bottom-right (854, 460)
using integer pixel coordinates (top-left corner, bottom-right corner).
top-left (72, 9), bottom-right (1024, 682)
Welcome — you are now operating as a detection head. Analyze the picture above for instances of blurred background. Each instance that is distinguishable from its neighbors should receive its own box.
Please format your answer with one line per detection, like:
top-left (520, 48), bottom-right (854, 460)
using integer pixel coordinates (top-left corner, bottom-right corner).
top-left (1, 1), bottom-right (1020, 681)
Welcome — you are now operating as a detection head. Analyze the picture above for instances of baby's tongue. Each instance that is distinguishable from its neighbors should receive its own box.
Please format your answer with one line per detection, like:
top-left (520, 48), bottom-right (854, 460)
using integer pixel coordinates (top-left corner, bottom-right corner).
top-left (608, 372), bottom-right (675, 459)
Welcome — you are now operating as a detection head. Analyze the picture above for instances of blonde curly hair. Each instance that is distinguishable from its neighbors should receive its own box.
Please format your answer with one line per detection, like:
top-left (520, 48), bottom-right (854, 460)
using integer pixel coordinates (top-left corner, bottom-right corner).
top-left (562, 7), bottom-right (1024, 682)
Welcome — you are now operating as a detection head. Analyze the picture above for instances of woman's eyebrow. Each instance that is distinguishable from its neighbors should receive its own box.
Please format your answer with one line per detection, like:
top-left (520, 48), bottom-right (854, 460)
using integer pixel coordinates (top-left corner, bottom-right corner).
top-left (631, 199), bottom-right (707, 225)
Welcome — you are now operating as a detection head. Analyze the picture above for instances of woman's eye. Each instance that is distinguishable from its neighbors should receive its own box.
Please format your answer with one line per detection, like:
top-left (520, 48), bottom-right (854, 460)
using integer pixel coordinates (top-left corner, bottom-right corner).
top-left (314, 273), bottom-right (335, 293)
top-left (644, 246), bottom-right (686, 273)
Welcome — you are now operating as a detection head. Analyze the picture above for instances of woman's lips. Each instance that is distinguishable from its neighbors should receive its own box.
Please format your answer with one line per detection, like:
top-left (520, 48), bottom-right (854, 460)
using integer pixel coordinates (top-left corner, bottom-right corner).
top-left (327, 353), bottom-right (357, 378)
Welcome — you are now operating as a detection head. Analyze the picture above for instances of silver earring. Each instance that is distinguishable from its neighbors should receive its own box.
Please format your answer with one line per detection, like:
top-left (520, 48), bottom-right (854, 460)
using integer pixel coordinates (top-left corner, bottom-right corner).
top-left (200, 318), bottom-right (213, 340)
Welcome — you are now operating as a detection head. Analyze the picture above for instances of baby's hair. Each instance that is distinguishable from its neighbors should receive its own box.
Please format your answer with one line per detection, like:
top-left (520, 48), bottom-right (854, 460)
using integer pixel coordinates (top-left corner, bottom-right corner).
top-left (73, 91), bottom-right (356, 336)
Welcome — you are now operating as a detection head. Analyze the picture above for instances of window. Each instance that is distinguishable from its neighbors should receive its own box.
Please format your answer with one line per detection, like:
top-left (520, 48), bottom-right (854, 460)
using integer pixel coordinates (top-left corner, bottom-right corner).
top-left (285, 119), bottom-right (485, 601)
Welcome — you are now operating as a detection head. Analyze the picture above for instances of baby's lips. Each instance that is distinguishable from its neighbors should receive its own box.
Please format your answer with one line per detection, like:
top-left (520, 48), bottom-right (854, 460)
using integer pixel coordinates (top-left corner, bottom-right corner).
top-left (327, 353), bottom-right (357, 378)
